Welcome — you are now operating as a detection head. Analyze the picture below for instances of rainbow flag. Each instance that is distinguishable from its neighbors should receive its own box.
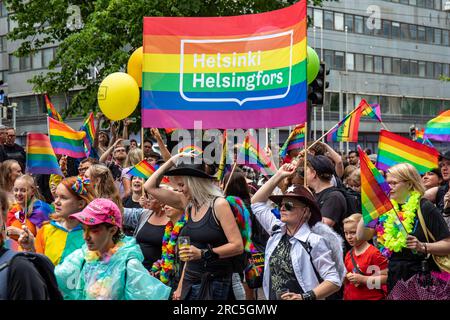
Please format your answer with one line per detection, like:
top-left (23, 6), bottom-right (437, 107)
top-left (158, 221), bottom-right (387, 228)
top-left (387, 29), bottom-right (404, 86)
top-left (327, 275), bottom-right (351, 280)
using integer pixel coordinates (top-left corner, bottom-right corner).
top-left (127, 159), bottom-right (170, 183)
top-left (80, 112), bottom-right (96, 152)
top-left (142, 1), bottom-right (307, 129)
top-left (26, 133), bottom-right (63, 176)
top-left (358, 146), bottom-right (393, 225)
top-left (238, 133), bottom-right (276, 176)
top-left (424, 109), bottom-right (450, 142)
top-left (48, 117), bottom-right (88, 159)
top-left (179, 145), bottom-right (203, 156)
top-left (217, 131), bottom-right (232, 181)
top-left (376, 130), bottom-right (440, 175)
top-left (327, 99), bottom-right (378, 142)
top-left (362, 102), bottom-right (382, 122)
top-left (44, 94), bottom-right (63, 122)
top-left (279, 124), bottom-right (305, 158)
top-left (415, 128), bottom-right (424, 143)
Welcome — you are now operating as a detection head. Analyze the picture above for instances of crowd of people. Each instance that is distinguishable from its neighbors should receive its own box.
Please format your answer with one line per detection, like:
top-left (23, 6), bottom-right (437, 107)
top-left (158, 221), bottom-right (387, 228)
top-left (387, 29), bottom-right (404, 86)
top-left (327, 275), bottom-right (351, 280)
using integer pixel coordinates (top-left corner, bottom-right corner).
top-left (1, 116), bottom-right (450, 301)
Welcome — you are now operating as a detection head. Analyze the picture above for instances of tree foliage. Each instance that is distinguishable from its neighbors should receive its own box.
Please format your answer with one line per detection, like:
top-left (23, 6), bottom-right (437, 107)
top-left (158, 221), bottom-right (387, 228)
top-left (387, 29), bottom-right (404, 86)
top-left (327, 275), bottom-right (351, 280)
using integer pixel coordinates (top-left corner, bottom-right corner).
top-left (5, 0), bottom-right (328, 117)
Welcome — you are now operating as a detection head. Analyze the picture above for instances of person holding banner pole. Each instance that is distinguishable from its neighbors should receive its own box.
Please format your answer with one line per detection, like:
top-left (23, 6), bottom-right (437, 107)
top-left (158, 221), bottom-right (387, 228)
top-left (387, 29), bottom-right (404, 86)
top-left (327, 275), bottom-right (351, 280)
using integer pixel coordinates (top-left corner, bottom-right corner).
top-left (356, 163), bottom-right (450, 292)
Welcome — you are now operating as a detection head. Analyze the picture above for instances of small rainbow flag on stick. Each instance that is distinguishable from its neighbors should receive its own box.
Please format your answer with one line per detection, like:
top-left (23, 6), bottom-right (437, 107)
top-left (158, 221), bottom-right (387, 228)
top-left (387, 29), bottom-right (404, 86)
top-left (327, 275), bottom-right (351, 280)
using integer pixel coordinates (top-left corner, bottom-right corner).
top-left (48, 117), bottom-right (88, 159)
top-left (80, 112), bottom-right (96, 153)
top-left (44, 94), bottom-right (63, 122)
top-left (359, 146), bottom-right (393, 225)
top-left (376, 130), bottom-right (439, 175)
top-left (424, 110), bottom-right (450, 142)
top-left (26, 133), bottom-right (63, 176)
top-left (239, 133), bottom-right (277, 176)
top-left (217, 131), bottom-right (232, 181)
top-left (127, 159), bottom-right (170, 183)
top-left (279, 123), bottom-right (305, 158)
top-left (327, 99), bottom-right (380, 142)
top-left (178, 145), bottom-right (203, 156)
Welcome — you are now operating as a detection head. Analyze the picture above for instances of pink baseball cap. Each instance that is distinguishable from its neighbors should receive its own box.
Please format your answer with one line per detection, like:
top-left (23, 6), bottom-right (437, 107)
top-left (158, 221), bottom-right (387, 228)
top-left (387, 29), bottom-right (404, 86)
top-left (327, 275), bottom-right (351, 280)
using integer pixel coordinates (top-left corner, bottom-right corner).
top-left (70, 198), bottom-right (122, 228)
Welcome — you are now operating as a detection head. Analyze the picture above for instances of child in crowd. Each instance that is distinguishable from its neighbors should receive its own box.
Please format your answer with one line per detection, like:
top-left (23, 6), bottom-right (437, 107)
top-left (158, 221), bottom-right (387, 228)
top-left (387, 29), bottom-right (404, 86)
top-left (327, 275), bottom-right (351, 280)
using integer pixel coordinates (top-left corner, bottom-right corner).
top-left (343, 214), bottom-right (388, 300)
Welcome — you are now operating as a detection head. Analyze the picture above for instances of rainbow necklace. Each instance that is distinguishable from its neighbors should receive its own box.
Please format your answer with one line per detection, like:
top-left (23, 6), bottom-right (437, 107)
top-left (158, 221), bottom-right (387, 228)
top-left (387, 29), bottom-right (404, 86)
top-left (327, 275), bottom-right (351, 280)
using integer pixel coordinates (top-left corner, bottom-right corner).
top-left (376, 191), bottom-right (420, 258)
top-left (151, 211), bottom-right (188, 284)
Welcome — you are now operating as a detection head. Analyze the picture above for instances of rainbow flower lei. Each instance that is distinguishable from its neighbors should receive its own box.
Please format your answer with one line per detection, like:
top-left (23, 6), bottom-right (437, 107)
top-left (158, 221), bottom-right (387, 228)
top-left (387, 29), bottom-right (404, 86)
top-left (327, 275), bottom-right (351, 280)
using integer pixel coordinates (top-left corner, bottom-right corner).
top-left (151, 211), bottom-right (188, 284)
top-left (85, 241), bottom-right (124, 264)
top-left (375, 191), bottom-right (420, 258)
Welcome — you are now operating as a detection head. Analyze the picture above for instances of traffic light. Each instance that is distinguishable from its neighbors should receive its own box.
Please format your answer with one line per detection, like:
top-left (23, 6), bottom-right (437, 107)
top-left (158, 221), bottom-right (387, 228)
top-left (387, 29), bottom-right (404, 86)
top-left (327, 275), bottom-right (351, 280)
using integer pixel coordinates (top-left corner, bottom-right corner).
top-left (409, 125), bottom-right (416, 139)
top-left (308, 62), bottom-right (329, 106)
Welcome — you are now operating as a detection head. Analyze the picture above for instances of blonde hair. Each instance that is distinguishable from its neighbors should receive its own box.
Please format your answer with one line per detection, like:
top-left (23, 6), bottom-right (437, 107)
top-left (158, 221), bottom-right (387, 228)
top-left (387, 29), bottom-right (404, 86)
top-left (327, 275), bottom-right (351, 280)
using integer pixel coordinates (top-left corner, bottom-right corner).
top-left (387, 163), bottom-right (425, 196)
top-left (125, 148), bottom-right (143, 167)
top-left (14, 175), bottom-right (43, 209)
top-left (348, 169), bottom-right (361, 186)
top-left (88, 164), bottom-right (123, 213)
top-left (184, 176), bottom-right (223, 207)
top-left (0, 160), bottom-right (21, 192)
top-left (343, 213), bottom-right (362, 226)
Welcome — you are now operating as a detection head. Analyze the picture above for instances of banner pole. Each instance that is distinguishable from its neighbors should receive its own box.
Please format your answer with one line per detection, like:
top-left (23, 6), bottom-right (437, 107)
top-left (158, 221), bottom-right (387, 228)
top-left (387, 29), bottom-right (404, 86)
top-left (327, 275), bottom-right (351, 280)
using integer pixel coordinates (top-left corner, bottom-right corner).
top-left (303, 122), bottom-right (308, 188)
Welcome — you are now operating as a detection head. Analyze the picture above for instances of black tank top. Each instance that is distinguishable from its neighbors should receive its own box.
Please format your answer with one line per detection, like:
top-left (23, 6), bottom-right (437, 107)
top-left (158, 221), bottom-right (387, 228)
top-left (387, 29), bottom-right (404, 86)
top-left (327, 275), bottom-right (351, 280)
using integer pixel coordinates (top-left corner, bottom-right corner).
top-left (136, 221), bottom-right (165, 270)
top-left (179, 202), bottom-right (234, 273)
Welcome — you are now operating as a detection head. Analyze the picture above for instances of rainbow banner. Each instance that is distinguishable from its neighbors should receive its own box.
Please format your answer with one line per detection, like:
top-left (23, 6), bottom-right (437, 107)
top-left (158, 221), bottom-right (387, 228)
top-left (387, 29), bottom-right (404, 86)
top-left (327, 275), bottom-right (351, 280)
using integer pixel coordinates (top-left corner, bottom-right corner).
top-left (26, 133), bottom-right (63, 176)
top-left (358, 146), bottom-right (393, 225)
top-left (127, 159), bottom-right (170, 183)
top-left (142, 1), bottom-right (307, 129)
top-left (238, 133), bottom-right (277, 176)
top-left (80, 112), bottom-right (96, 154)
top-left (279, 123), bottom-right (305, 158)
top-left (376, 130), bottom-right (440, 175)
top-left (44, 94), bottom-right (63, 122)
top-left (424, 109), bottom-right (450, 142)
top-left (327, 99), bottom-right (379, 142)
top-left (48, 117), bottom-right (88, 159)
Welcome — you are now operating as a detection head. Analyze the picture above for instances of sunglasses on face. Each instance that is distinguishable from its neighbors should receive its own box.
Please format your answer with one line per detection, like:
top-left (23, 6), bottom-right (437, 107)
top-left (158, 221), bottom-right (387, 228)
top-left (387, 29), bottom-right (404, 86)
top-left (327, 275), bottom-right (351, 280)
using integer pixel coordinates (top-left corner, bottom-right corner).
top-left (280, 201), bottom-right (304, 211)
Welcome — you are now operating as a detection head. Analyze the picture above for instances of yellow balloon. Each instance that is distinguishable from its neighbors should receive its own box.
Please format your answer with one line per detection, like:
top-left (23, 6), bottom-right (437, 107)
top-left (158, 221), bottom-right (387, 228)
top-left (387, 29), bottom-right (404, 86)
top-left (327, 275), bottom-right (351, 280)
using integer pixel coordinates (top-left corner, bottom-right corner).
top-left (127, 47), bottom-right (143, 87)
top-left (97, 72), bottom-right (140, 121)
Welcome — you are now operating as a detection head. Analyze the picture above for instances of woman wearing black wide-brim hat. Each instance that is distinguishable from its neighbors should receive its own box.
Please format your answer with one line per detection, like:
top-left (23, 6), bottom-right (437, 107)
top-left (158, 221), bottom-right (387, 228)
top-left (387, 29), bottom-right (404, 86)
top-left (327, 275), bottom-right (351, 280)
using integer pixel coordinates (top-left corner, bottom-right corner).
top-left (144, 152), bottom-right (244, 300)
top-left (251, 163), bottom-right (345, 300)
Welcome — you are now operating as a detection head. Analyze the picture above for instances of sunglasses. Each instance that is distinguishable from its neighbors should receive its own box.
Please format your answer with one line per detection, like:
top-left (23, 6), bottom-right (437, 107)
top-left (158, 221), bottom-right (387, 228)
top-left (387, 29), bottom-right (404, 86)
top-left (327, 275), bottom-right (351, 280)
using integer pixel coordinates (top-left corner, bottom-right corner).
top-left (280, 201), bottom-right (304, 211)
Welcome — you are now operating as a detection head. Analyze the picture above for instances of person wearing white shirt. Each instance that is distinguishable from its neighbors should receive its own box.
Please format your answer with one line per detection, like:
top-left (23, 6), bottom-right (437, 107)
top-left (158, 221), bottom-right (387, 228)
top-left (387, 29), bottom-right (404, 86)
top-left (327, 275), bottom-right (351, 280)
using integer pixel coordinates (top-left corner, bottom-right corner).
top-left (251, 163), bottom-right (344, 300)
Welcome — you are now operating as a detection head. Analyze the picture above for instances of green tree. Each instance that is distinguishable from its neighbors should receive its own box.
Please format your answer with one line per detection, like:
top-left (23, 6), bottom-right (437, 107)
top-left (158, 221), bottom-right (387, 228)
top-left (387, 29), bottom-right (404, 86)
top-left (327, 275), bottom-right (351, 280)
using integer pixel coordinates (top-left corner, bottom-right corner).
top-left (5, 0), bottom-right (328, 118)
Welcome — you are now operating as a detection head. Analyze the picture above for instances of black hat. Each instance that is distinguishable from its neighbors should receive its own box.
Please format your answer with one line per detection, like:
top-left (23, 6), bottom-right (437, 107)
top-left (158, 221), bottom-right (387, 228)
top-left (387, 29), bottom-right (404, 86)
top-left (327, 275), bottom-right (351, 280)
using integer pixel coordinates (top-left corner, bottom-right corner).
top-left (429, 167), bottom-right (443, 179)
top-left (165, 162), bottom-right (215, 179)
top-left (307, 155), bottom-right (334, 176)
top-left (439, 150), bottom-right (450, 161)
top-left (269, 184), bottom-right (322, 226)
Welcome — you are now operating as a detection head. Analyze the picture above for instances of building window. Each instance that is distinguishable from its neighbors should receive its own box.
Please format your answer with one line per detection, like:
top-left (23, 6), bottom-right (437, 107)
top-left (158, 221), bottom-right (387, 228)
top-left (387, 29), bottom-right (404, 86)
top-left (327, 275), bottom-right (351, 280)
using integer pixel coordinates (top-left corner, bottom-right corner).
top-left (364, 17), bottom-right (374, 35)
top-left (409, 25), bottom-right (417, 41)
top-left (0, 1), bottom-right (7, 17)
top-left (32, 51), bottom-right (43, 69)
top-left (334, 12), bottom-right (344, 31)
top-left (393, 58), bottom-right (401, 75)
top-left (409, 0), bottom-right (417, 5)
top-left (0, 36), bottom-right (6, 52)
top-left (434, 29), bottom-right (441, 45)
top-left (11, 95), bottom-right (40, 117)
top-left (324, 11), bottom-right (334, 30)
top-left (410, 60), bottom-right (418, 76)
top-left (418, 26), bottom-right (426, 42)
top-left (313, 9), bottom-right (323, 28)
top-left (443, 64), bottom-right (450, 78)
top-left (392, 22), bottom-right (400, 39)
top-left (21, 56), bottom-right (31, 71)
top-left (43, 48), bottom-right (54, 68)
top-left (443, 30), bottom-right (449, 46)
top-left (383, 57), bottom-right (392, 74)
top-left (334, 51), bottom-right (345, 70)
top-left (400, 23), bottom-right (410, 40)
top-left (9, 55), bottom-right (19, 72)
top-left (354, 16), bottom-right (363, 34)
top-left (401, 59), bottom-right (410, 75)
top-left (434, 0), bottom-right (441, 10)
top-left (434, 63), bottom-right (442, 78)
top-left (365, 55), bottom-right (373, 72)
top-left (418, 61), bottom-right (426, 77)
top-left (324, 50), bottom-right (333, 69)
top-left (355, 54), bottom-right (364, 71)
top-left (374, 56), bottom-right (383, 73)
top-left (425, 27), bottom-right (433, 44)
top-left (344, 14), bottom-right (353, 33)
top-left (426, 62), bottom-right (434, 78)
top-left (382, 20), bottom-right (391, 38)
top-left (346, 53), bottom-right (354, 71)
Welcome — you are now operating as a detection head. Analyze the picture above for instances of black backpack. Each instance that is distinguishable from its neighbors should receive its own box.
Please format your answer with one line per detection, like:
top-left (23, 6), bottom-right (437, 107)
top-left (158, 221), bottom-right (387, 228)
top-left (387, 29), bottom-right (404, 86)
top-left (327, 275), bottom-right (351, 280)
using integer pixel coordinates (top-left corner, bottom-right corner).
top-left (0, 250), bottom-right (63, 300)
top-left (319, 186), bottom-right (361, 218)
